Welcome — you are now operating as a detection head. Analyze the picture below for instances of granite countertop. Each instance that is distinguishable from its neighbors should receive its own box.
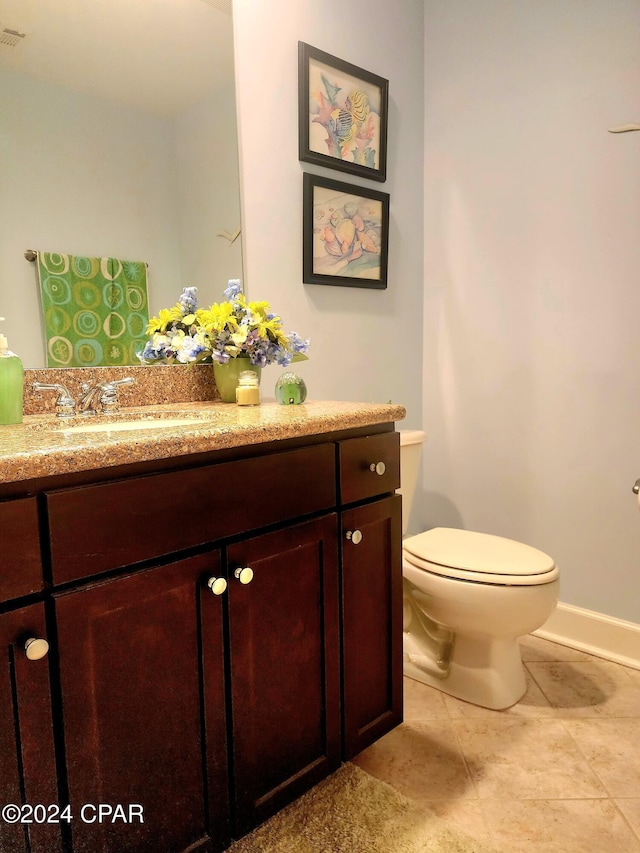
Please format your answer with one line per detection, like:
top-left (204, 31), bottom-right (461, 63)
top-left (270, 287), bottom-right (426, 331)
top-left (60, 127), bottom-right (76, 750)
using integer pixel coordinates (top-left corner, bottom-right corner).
top-left (0, 400), bottom-right (406, 484)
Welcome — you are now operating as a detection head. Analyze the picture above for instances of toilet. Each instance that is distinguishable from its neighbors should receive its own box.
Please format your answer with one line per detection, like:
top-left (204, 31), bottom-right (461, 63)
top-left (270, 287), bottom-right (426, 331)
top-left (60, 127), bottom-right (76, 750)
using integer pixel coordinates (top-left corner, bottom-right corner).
top-left (399, 430), bottom-right (559, 710)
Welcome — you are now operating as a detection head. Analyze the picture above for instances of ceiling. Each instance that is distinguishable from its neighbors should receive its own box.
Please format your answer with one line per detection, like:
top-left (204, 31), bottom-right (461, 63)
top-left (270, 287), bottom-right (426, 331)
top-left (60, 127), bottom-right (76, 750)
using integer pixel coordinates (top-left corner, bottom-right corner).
top-left (0, 0), bottom-right (234, 117)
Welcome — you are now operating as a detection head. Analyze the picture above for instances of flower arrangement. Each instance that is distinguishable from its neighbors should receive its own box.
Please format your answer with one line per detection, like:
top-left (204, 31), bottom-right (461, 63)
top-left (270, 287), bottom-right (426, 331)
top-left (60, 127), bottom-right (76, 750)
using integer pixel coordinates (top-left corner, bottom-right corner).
top-left (138, 280), bottom-right (309, 367)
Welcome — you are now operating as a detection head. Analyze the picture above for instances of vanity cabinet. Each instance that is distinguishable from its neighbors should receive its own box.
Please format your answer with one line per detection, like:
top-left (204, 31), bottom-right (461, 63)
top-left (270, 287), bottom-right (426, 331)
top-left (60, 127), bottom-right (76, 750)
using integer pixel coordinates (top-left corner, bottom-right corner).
top-left (0, 422), bottom-right (401, 853)
top-left (0, 497), bottom-right (44, 602)
top-left (53, 517), bottom-right (340, 852)
top-left (341, 496), bottom-right (402, 758)
top-left (54, 552), bottom-right (226, 853)
top-left (0, 603), bottom-right (60, 853)
top-left (337, 433), bottom-right (402, 759)
top-left (226, 516), bottom-right (340, 837)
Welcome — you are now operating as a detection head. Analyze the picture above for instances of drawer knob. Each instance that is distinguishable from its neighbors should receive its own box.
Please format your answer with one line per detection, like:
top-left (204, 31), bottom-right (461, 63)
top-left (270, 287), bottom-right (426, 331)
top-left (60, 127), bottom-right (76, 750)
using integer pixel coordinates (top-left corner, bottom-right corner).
top-left (234, 567), bottom-right (254, 585)
top-left (369, 461), bottom-right (386, 476)
top-left (24, 637), bottom-right (49, 661)
top-left (207, 576), bottom-right (228, 596)
top-left (345, 529), bottom-right (363, 545)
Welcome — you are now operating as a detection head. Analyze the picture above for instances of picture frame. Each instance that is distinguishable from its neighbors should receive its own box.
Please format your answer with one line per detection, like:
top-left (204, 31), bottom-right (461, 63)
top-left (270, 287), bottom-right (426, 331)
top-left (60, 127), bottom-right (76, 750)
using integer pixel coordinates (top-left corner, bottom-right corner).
top-left (303, 173), bottom-right (389, 290)
top-left (298, 41), bottom-right (389, 183)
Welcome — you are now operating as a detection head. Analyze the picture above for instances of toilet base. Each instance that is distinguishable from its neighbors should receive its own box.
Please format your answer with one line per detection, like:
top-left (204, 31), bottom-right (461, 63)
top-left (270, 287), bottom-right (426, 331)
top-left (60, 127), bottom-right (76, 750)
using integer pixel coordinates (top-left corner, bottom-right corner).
top-left (403, 630), bottom-right (527, 710)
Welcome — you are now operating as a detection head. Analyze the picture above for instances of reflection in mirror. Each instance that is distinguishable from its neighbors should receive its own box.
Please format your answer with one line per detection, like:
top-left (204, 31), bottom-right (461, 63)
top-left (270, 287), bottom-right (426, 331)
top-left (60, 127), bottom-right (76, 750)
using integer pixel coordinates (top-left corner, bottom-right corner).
top-left (0, 0), bottom-right (242, 368)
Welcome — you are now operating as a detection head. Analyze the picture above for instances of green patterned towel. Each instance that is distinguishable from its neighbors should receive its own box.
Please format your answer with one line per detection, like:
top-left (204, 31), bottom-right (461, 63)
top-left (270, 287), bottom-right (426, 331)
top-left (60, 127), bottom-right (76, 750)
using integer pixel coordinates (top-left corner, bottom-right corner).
top-left (37, 252), bottom-right (150, 366)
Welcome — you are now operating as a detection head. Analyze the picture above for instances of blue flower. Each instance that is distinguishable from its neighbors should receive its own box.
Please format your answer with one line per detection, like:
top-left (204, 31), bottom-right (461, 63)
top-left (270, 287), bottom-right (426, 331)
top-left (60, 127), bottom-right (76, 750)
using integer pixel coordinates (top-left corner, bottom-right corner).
top-left (224, 279), bottom-right (242, 299)
top-left (138, 281), bottom-right (310, 368)
top-left (179, 287), bottom-right (198, 315)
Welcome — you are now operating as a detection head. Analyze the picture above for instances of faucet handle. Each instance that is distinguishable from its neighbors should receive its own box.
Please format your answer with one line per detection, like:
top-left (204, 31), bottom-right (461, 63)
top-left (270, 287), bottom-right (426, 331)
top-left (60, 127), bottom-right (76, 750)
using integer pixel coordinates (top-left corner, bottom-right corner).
top-left (109, 377), bottom-right (136, 389)
top-left (32, 382), bottom-right (77, 418)
top-left (99, 376), bottom-right (135, 413)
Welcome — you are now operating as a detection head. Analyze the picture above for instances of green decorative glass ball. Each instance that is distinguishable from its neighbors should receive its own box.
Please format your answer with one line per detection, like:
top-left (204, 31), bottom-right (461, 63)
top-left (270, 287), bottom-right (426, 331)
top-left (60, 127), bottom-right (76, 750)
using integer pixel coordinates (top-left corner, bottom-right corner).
top-left (275, 372), bottom-right (307, 405)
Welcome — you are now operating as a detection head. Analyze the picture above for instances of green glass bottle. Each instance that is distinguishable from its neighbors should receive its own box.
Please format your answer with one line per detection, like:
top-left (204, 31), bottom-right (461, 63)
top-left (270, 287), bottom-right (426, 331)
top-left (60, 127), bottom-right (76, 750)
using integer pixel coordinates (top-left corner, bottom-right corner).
top-left (0, 317), bottom-right (24, 425)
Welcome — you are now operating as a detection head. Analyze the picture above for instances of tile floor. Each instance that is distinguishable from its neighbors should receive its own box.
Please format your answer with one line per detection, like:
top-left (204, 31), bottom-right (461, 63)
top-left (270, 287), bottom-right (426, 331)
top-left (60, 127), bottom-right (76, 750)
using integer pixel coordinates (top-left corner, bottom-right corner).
top-left (353, 635), bottom-right (640, 852)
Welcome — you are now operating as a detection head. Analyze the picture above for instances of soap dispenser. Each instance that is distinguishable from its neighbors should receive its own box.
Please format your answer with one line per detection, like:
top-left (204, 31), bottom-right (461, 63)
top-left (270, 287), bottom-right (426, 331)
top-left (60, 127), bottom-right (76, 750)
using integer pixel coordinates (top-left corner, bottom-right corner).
top-left (0, 317), bottom-right (24, 424)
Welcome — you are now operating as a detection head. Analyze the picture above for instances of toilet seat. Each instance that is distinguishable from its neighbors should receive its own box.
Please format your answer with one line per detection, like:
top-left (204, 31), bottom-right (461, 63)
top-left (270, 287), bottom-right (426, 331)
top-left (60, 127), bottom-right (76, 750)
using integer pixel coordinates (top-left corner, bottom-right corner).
top-left (403, 527), bottom-right (559, 587)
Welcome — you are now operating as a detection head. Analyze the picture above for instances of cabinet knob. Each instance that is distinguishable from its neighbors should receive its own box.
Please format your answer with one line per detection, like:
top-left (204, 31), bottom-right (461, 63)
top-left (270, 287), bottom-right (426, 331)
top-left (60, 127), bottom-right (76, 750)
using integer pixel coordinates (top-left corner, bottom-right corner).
top-left (24, 637), bottom-right (49, 661)
top-left (207, 576), bottom-right (228, 596)
top-left (369, 461), bottom-right (386, 476)
top-left (234, 567), bottom-right (254, 585)
top-left (345, 529), bottom-right (363, 545)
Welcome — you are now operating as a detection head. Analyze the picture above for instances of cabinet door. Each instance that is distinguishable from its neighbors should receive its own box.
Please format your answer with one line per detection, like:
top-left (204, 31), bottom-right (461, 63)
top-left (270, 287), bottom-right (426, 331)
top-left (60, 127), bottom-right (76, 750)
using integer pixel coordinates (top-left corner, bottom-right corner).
top-left (227, 515), bottom-right (340, 837)
top-left (0, 498), bottom-right (44, 601)
top-left (0, 604), bottom-right (60, 853)
top-left (55, 551), bottom-right (229, 853)
top-left (341, 495), bottom-right (402, 758)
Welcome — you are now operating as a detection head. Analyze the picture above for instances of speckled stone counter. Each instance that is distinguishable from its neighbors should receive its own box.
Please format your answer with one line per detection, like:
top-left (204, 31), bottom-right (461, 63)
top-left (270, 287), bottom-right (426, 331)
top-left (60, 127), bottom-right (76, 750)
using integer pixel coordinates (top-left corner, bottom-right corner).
top-left (24, 364), bottom-right (218, 414)
top-left (0, 400), bottom-right (406, 484)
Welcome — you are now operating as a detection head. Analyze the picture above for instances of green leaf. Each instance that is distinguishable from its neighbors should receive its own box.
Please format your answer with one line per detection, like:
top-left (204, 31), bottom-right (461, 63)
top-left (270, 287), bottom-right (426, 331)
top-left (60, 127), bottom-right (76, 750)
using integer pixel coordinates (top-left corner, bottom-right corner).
top-left (291, 352), bottom-right (309, 363)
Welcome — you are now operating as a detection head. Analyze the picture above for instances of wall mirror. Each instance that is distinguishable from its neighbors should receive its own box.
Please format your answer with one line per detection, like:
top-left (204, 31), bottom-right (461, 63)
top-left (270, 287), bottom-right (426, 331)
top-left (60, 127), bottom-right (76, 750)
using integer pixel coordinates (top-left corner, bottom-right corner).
top-left (0, 0), bottom-right (242, 368)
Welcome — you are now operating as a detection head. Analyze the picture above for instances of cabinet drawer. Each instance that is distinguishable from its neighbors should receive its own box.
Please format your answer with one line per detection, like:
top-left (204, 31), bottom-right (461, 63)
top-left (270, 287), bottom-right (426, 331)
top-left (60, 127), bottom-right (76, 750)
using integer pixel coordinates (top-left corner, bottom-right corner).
top-left (46, 443), bottom-right (336, 585)
top-left (338, 432), bottom-right (400, 505)
top-left (0, 497), bottom-right (43, 602)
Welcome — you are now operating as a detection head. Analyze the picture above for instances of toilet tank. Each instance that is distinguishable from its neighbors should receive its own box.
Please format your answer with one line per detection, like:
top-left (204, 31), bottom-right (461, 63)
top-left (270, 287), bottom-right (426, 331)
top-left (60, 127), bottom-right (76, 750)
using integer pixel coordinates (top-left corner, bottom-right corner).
top-left (398, 430), bottom-right (426, 535)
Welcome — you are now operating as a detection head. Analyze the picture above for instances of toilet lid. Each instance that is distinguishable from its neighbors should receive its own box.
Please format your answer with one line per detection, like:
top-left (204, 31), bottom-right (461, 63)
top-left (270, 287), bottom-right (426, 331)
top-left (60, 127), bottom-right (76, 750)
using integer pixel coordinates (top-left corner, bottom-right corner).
top-left (403, 527), bottom-right (558, 586)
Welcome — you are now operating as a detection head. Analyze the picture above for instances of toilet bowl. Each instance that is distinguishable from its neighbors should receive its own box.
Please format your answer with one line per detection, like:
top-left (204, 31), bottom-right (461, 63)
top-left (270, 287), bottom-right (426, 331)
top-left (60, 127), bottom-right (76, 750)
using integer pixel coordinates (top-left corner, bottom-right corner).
top-left (399, 431), bottom-right (559, 710)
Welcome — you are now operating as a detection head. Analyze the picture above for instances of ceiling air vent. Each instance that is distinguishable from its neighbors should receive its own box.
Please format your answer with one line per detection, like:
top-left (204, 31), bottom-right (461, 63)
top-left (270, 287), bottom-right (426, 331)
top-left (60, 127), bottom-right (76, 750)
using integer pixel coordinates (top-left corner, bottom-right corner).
top-left (0, 27), bottom-right (27, 48)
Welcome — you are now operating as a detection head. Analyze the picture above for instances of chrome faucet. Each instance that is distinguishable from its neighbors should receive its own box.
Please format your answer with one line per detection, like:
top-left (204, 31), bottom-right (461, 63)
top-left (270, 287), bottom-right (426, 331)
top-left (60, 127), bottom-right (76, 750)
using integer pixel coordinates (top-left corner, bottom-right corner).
top-left (32, 382), bottom-right (77, 418)
top-left (77, 377), bottom-right (135, 415)
top-left (33, 376), bottom-right (135, 417)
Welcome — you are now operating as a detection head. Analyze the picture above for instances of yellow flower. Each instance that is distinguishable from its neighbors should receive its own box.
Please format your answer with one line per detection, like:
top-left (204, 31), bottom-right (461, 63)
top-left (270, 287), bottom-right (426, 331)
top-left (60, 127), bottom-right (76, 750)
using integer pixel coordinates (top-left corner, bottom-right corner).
top-left (196, 302), bottom-right (236, 332)
top-left (138, 283), bottom-right (309, 367)
top-left (255, 316), bottom-right (282, 339)
top-left (231, 325), bottom-right (248, 346)
top-left (146, 305), bottom-right (182, 334)
top-left (247, 299), bottom-right (271, 316)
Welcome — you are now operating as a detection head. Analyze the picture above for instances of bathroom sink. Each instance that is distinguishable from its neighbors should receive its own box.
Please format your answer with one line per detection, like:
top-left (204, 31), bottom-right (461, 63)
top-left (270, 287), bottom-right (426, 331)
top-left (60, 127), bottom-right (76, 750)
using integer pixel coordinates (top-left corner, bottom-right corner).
top-left (60, 417), bottom-right (206, 434)
top-left (21, 406), bottom-right (233, 436)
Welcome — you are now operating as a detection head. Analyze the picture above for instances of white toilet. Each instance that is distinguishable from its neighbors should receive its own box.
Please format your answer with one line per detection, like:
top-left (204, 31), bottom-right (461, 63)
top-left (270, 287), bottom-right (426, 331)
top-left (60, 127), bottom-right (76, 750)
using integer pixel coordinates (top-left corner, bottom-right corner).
top-left (399, 430), bottom-right (559, 710)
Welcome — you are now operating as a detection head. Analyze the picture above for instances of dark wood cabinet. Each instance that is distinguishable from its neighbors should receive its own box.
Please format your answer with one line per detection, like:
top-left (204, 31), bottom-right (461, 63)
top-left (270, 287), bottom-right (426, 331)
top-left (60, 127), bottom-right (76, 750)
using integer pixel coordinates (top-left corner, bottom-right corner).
top-left (341, 495), bottom-right (403, 759)
top-left (227, 516), bottom-right (340, 836)
top-left (54, 552), bottom-right (226, 853)
top-left (45, 445), bottom-right (335, 585)
top-left (0, 498), bottom-right (44, 602)
top-left (0, 603), bottom-right (60, 853)
top-left (0, 424), bottom-right (402, 852)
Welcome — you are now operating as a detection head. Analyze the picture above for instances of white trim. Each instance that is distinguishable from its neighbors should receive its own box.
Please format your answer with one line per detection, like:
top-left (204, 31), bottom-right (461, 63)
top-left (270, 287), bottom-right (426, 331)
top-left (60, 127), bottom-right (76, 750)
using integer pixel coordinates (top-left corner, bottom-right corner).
top-left (534, 602), bottom-right (640, 671)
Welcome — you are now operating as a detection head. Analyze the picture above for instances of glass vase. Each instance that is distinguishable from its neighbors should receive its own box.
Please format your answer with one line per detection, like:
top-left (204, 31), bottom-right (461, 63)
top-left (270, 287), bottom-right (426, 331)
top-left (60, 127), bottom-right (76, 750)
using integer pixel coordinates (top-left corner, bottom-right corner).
top-left (213, 358), bottom-right (262, 403)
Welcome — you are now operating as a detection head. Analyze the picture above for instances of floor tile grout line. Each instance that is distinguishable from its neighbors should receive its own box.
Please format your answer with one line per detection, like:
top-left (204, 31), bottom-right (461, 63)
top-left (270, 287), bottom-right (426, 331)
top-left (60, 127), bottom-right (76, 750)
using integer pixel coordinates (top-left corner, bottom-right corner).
top-left (521, 662), bottom-right (555, 714)
top-left (611, 799), bottom-right (640, 844)
top-left (394, 636), bottom-right (640, 850)
top-left (529, 648), bottom-right (639, 802)
top-left (557, 716), bottom-right (640, 802)
top-left (520, 640), bottom-right (640, 841)
top-left (522, 659), bottom-right (562, 709)
top-left (446, 714), bottom-right (484, 802)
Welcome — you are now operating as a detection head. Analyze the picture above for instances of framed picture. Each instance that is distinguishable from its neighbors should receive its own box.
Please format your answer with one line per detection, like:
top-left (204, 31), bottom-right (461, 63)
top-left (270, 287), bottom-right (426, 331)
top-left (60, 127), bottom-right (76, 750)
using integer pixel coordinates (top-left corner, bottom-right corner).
top-left (303, 173), bottom-right (389, 290)
top-left (298, 41), bottom-right (389, 183)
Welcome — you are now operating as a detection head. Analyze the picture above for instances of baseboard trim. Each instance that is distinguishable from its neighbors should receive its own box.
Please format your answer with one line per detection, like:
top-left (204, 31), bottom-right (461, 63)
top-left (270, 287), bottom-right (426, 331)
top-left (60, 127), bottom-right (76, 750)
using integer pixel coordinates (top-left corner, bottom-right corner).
top-left (534, 602), bottom-right (640, 671)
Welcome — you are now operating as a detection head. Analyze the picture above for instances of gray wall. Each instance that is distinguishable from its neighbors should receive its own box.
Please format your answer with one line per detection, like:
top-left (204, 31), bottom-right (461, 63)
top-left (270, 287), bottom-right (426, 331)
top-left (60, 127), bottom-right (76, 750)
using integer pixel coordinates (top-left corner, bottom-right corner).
top-left (232, 0), bottom-right (425, 430)
top-left (422, 0), bottom-right (640, 623)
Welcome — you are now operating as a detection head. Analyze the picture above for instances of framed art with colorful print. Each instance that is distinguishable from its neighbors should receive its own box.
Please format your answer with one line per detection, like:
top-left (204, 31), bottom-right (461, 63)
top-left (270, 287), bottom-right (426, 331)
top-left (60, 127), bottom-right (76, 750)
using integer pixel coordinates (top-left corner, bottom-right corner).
top-left (303, 173), bottom-right (389, 290)
top-left (298, 42), bottom-right (389, 183)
